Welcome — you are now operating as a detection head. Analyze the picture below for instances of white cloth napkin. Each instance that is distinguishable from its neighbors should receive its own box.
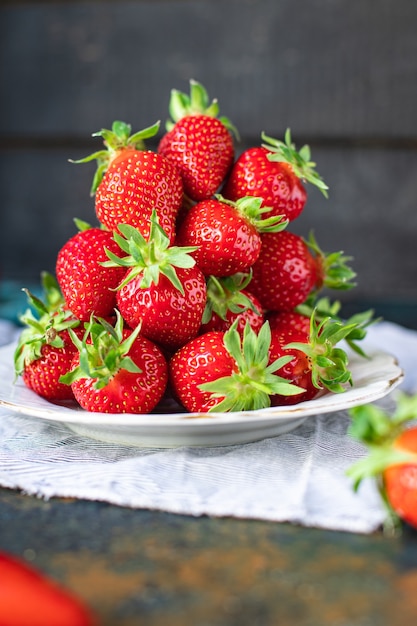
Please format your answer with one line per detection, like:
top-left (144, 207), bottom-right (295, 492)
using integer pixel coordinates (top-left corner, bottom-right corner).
top-left (0, 318), bottom-right (416, 534)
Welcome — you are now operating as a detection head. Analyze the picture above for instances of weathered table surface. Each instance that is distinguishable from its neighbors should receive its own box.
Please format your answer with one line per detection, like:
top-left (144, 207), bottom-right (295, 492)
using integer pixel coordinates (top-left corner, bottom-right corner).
top-left (1, 486), bottom-right (417, 626)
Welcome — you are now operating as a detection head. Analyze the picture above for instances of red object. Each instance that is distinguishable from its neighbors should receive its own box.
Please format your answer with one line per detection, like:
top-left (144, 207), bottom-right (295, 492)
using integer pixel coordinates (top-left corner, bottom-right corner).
top-left (0, 552), bottom-right (95, 626)
top-left (384, 429), bottom-right (417, 529)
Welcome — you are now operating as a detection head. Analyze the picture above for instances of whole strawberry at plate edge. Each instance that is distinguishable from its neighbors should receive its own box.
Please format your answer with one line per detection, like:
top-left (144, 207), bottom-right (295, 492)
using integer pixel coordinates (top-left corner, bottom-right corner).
top-left (72, 120), bottom-right (183, 244)
top-left (61, 311), bottom-right (168, 414)
top-left (176, 194), bottom-right (288, 277)
top-left (14, 276), bottom-right (82, 401)
top-left (158, 79), bottom-right (238, 201)
top-left (347, 393), bottom-right (417, 533)
top-left (169, 320), bottom-right (305, 414)
top-left (222, 128), bottom-right (328, 222)
top-left (268, 312), bottom-right (362, 406)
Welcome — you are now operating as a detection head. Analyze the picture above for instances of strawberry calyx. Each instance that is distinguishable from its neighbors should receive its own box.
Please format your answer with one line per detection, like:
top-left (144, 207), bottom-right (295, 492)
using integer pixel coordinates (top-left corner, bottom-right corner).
top-left (215, 194), bottom-right (289, 233)
top-left (347, 394), bottom-right (417, 485)
top-left (296, 296), bottom-right (377, 357)
top-left (306, 231), bottom-right (357, 291)
top-left (346, 394), bottom-right (417, 533)
top-left (70, 120), bottom-right (161, 194)
top-left (284, 312), bottom-right (362, 394)
top-left (166, 79), bottom-right (239, 139)
top-left (60, 311), bottom-right (142, 390)
top-left (199, 320), bottom-right (305, 412)
top-left (202, 273), bottom-right (260, 324)
top-left (14, 279), bottom-right (80, 376)
top-left (262, 129), bottom-right (329, 197)
top-left (102, 209), bottom-right (198, 295)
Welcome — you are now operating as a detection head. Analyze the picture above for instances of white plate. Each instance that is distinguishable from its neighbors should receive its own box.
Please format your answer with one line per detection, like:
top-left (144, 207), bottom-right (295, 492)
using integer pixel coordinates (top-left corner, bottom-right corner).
top-left (0, 341), bottom-right (403, 448)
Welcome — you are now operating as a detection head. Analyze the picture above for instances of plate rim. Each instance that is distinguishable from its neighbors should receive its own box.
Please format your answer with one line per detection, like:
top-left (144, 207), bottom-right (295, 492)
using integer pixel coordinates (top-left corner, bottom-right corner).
top-left (0, 340), bottom-right (404, 430)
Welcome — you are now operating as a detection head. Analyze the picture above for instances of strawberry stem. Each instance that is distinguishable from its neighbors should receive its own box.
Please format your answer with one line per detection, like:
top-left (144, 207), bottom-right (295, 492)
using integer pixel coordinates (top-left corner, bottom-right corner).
top-left (262, 129), bottom-right (329, 196)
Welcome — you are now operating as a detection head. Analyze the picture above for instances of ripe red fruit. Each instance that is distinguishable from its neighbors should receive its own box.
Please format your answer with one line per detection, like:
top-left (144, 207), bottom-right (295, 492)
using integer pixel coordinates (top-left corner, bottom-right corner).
top-left (56, 222), bottom-right (126, 322)
top-left (269, 314), bottom-right (358, 405)
top-left (222, 129), bottom-right (328, 222)
top-left (348, 394), bottom-right (417, 532)
top-left (250, 230), bottom-right (356, 312)
top-left (200, 274), bottom-right (264, 336)
top-left (176, 195), bottom-right (288, 277)
top-left (61, 313), bottom-right (168, 414)
top-left (103, 211), bottom-right (207, 351)
top-left (158, 80), bottom-right (237, 201)
top-left (73, 120), bottom-right (183, 244)
top-left (266, 310), bottom-right (311, 337)
top-left (0, 552), bottom-right (95, 626)
top-left (250, 230), bottom-right (319, 312)
top-left (169, 321), bottom-right (304, 413)
top-left (14, 285), bottom-right (81, 401)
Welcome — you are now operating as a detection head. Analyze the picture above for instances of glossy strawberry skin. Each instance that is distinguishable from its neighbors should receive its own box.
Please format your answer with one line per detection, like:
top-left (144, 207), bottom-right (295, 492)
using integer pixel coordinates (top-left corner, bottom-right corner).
top-left (95, 150), bottom-right (183, 243)
top-left (269, 328), bottom-right (316, 405)
top-left (222, 146), bottom-right (307, 222)
top-left (70, 331), bottom-right (168, 414)
top-left (176, 198), bottom-right (262, 277)
top-left (56, 228), bottom-right (126, 322)
top-left (384, 429), bottom-right (417, 529)
top-left (250, 230), bottom-right (318, 312)
top-left (158, 115), bottom-right (234, 201)
top-left (0, 552), bottom-right (95, 626)
top-left (21, 329), bottom-right (80, 401)
top-left (200, 290), bottom-right (264, 336)
top-left (169, 331), bottom-right (236, 413)
top-left (267, 310), bottom-right (311, 336)
top-left (117, 266), bottom-right (207, 351)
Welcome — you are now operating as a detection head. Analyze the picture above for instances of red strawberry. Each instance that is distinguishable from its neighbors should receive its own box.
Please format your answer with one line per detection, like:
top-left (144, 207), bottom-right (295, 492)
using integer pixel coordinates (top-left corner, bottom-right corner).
top-left (222, 129), bottom-right (328, 222)
top-left (14, 283), bottom-right (81, 401)
top-left (55, 221), bottom-right (126, 322)
top-left (0, 551), bottom-right (95, 626)
top-left (347, 394), bottom-right (417, 532)
top-left (269, 314), bottom-right (360, 406)
top-left (73, 120), bottom-right (183, 243)
top-left (250, 230), bottom-right (356, 312)
top-left (176, 195), bottom-right (288, 277)
top-left (250, 230), bottom-right (319, 312)
top-left (200, 273), bottom-right (264, 336)
top-left (103, 211), bottom-right (207, 351)
top-left (158, 80), bottom-right (237, 201)
top-left (267, 310), bottom-right (311, 337)
top-left (169, 321), bottom-right (304, 413)
top-left (61, 313), bottom-right (168, 414)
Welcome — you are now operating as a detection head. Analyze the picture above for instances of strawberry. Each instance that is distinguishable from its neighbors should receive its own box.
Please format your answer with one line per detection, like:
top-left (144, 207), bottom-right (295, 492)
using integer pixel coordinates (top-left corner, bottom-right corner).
top-left (103, 210), bottom-right (207, 351)
top-left (222, 128), bottom-right (328, 222)
top-left (158, 79), bottom-right (237, 201)
top-left (200, 273), bottom-right (264, 336)
top-left (61, 312), bottom-right (167, 414)
top-left (73, 120), bottom-right (183, 244)
top-left (55, 220), bottom-right (126, 322)
top-left (169, 321), bottom-right (304, 413)
top-left (14, 281), bottom-right (81, 401)
top-left (269, 313), bottom-right (362, 405)
top-left (267, 310), bottom-right (311, 337)
top-left (249, 230), bottom-right (356, 312)
top-left (175, 194), bottom-right (288, 277)
top-left (0, 551), bottom-right (95, 626)
top-left (347, 393), bottom-right (417, 532)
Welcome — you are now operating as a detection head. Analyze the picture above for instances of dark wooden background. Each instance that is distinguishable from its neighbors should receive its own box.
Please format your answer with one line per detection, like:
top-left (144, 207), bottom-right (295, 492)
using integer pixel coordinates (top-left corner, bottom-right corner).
top-left (1, 0), bottom-right (417, 326)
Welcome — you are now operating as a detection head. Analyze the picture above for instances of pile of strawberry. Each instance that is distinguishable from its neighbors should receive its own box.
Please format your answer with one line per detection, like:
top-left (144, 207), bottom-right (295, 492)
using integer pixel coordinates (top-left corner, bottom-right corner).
top-left (14, 80), bottom-right (373, 415)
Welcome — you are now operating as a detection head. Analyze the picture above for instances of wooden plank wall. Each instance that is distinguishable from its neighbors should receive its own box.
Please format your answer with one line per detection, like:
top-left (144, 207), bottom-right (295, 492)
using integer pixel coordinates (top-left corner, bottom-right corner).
top-left (1, 0), bottom-right (417, 325)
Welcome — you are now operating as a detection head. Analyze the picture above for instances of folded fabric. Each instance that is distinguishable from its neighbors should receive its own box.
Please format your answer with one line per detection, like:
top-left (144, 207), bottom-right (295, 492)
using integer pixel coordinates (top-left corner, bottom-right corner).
top-left (0, 319), bottom-right (416, 534)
